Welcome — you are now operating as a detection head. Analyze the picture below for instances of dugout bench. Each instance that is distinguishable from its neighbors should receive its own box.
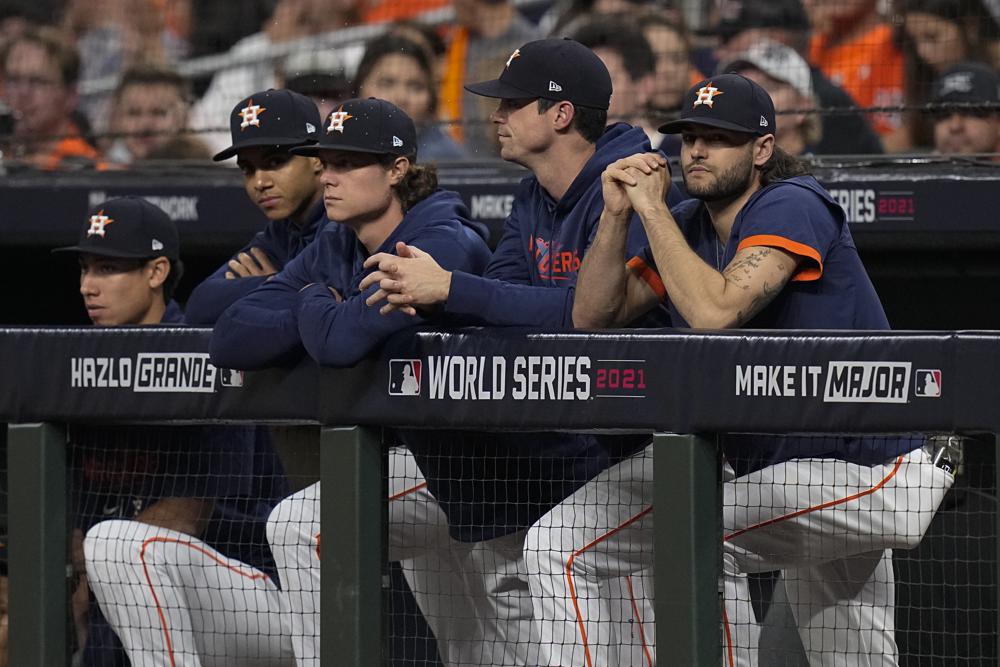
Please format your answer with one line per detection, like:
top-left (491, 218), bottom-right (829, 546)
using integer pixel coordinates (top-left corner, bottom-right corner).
top-left (2, 326), bottom-right (1000, 665)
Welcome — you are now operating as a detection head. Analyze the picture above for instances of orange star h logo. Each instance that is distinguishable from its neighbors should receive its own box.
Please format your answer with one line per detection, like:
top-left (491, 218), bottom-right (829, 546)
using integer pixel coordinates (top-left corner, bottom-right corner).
top-left (693, 83), bottom-right (724, 108)
top-left (87, 211), bottom-right (114, 238)
top-left (327, 106), bottom-right (354, 134)
top-left (239, 99), bottom-right (266, 130)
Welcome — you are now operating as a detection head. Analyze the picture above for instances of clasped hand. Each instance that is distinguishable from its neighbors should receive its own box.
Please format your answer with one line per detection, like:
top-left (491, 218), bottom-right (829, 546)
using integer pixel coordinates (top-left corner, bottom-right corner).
top-left (359, 242), bottom-right (449, 316)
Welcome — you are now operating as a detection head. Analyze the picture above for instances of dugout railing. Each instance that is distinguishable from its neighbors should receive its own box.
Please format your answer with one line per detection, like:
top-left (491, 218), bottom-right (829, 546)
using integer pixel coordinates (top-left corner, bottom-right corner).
top-left (2, 326), bottom-right (999, 666)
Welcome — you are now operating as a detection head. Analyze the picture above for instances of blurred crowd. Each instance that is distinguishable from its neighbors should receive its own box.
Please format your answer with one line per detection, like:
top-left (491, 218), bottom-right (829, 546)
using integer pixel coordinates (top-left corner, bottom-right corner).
top-left (0, 0), bottom-right (998, 171)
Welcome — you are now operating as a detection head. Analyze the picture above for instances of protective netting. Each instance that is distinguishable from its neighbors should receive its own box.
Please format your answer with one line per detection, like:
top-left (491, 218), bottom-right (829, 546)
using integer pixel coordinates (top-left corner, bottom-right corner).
top-left (24, 425), bottom-right (993, 665)
top-left (0, 0), bottom-right (996, 171)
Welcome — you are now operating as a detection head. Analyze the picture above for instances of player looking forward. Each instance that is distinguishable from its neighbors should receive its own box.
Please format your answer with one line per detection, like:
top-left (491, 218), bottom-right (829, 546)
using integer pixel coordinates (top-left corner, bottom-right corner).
top-left (542, 74), bottom-right (957, 666)
top-left (54, 197), bottom-right (292, 666)
top-left (209, 98), bottom-right (492, 667)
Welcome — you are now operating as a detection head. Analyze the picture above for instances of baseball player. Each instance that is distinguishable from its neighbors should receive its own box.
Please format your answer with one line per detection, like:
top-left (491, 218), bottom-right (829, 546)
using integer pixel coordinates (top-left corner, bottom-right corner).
top-left (361, 38), bottom-right (683, 665)
top-left (209, 98), bottom-right (493, 667)
top-left (184, 88), bottom-right (326, 325)
top-left (53, 197), bottom-right (294, 666)
top-left (538, 74), bottom-right (956, 666)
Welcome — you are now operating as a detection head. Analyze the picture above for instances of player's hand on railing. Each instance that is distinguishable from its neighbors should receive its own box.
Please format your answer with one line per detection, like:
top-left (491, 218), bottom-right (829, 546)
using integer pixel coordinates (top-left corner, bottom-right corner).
top-left (225, 247), bottom-right (277, 279)
top-left (360, 242), bottom-right (451, 316)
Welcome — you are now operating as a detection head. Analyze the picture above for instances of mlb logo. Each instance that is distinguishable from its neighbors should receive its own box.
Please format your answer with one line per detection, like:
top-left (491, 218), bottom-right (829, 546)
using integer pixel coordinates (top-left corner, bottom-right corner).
top-left (388, 359), bottom-right (422, 396)
top-left (914, 369), bottom-right (942, 397)
top-left (220, 368), bottom-right (244, 387)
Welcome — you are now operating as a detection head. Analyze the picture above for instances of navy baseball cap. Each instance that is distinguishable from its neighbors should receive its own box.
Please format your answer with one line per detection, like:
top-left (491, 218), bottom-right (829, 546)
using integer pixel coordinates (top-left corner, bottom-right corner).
top-left (212, 88), bottom-right (322, 161)
top-left (659, 73), bottom-right (776, 136)
top-left (53, 197), bottom-right (179, 261)
top-left (291, 97), bottom-right (418, 158)
top-left (933, 62), bottom-right (1000, 105)
top-left (465, 38), bottom-right (612, 111)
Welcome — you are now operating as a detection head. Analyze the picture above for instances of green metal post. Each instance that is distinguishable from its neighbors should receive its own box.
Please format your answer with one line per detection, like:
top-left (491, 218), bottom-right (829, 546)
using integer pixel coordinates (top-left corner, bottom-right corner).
top-left (7, 423), bottom-right (67, 667)
top-left (320, 426), bottom-right (384, 666)
top-left (653, 432), bottom-right (720, 665)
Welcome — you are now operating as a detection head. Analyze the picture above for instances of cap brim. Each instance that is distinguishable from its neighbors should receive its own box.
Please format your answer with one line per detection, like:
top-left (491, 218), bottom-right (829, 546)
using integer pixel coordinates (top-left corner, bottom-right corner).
top-left (290, 144), bottom-right (409, 157)
top-left (464, 78), bottom-right (538, 99)
top-left (51, 245), bottom-right (160, 259)
top-left (658, 117), bottom-right (766, 136)
top-left (212, 137), bottom-right (316, 161)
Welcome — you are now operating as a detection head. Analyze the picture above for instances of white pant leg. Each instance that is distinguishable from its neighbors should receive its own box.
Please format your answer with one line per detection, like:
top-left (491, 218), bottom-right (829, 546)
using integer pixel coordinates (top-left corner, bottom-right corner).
top-left (461, 531), bottom-right (540, 666)
top-left (267, 484), bottom-right (321, 667)
top-left (84, 519), bottom-right (293, 667)
top-left (388, 447), bottom-right (485, 667)
top-left (268, 450), bottom-right (485, 667)
top-left (724, 449), bottom-right (954, 666)
top-left (524, 445), bottom-right (654, 667)
top-left (780, 550), bottom-right (896, 667)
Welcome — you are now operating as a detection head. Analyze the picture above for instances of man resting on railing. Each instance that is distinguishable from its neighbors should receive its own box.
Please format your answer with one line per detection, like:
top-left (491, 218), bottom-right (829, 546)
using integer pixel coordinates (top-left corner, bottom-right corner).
top-left (555, 74), bottom-right (957, 666)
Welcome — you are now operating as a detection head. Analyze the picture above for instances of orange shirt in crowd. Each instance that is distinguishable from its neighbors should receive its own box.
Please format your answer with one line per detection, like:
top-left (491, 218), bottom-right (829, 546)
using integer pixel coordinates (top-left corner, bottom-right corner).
top-left (809, 23), bottom-right (904, 136)
top-left (363, 0), bottom-right (450, 23)
top-left (35, 121), bottom-right (102, 171)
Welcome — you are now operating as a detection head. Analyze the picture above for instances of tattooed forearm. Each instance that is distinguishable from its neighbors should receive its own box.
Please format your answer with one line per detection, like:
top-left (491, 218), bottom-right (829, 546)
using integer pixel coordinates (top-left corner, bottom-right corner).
top-left (735, 278), bottom-right (786, 325)
top-left (724, 248), bottom-right (773, 286)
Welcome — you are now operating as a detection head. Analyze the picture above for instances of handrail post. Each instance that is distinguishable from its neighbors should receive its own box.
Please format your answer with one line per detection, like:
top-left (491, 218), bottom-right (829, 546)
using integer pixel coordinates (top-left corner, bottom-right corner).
top-left (654, 432), bottom-right (721, 665)
top-left (7, 423), bottom-right (67, 667)
top-left (320, 426), bottom-right (385, 666)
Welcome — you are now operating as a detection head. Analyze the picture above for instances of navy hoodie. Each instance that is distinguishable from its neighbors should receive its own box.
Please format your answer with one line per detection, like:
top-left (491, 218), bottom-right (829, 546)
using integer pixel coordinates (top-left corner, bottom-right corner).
top-left (444, 123), bottom-right (685, 327)
top-left (185, 200), bottom-right (327, 325)
top-left (210, 190), bottom-right (491, 369)
top-left (405, 125), bottom-right (685, 542)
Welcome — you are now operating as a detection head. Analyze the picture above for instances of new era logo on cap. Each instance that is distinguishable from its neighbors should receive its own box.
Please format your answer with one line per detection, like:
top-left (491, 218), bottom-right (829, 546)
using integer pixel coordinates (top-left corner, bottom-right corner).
top-left (549, 81), bottom-right (562, 92)
top-left (760, 115), bottom-right (769, 127)
top-left (306, 122), bottom-right (316, 133)
top-left (392, 135), bottom-right (403, 147)
top-left (151, 239), bottom-right (164, 251)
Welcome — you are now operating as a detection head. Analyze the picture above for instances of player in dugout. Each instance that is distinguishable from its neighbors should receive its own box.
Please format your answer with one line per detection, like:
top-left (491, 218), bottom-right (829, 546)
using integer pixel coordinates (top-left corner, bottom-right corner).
top-left (360, 37), bottom-right (683, 664)
top-left (208, 97), bottom-right (492, 667)
top-left (184, 88), bottom-right (327, 325)
top-left (52, 197), bottom-right (294, 666)
top-left (538, 74), bottom-right (958, 666)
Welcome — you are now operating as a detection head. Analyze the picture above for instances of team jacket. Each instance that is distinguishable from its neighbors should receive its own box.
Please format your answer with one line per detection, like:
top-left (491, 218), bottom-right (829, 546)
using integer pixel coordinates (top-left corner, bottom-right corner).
top-left (630, 176), bottom-right (920, 474)
top-left (209, 190), bottom-right (491, 370)
top-left (184, 200), bottom-right (327, 325)
top-left (444, 122), bottom-right (685, 328)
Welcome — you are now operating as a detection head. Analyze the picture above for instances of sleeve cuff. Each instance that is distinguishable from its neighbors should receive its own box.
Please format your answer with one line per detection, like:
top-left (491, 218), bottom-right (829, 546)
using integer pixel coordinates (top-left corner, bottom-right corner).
top-left (626, 257), bottom-right (667, 301)
top-left (442, 271), bottom-right (482, 316)
top-left (736, 234), bottom-right (823, 282)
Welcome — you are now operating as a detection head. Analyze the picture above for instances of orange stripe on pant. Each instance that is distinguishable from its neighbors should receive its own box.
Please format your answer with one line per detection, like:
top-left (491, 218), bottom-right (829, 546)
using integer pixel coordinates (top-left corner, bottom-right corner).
top-left (313, 481), bottom-right (430, 561)
top-left (565, 506), bottom-right (654, 667)
top-left (720, 455), bottom-right (905, 665)
top-left (139, 536), bottom-right (271, 667)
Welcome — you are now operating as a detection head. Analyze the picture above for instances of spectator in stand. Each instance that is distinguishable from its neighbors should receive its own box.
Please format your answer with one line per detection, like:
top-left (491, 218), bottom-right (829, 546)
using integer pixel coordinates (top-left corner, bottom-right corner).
top-left (572, 16), bottom-right (660, 143)
top-left (188, 0), bottom-right (364, 157)
top-left (640, 9), bottom-right (691, 116)
top-left (805, 0), bottom-right (907, 149)
top-left (721, 40), bottom-right (823, 156)
top-left (931, 62), bottom-right (1000, 159)
top-left (897, 0), bottom-right (1000, 149)
top-left (280, 49), bottom-right (353, 122)
top-left (714, 0), bottom-right (884, 155)
top-left (544, 0), bottom-right (684, 36)
top-left (104, 65), bottom-right (206, 166)
top-left (388, 19), bottom-right (449, 93)
top-left (355, 33), bottom-right (466, 160)
top-left (61, 0), bottom-right (188, 133)
top-left (437, 0), bottom-right (541, 156)
top-left (0, 27), bottom-right (100, 170)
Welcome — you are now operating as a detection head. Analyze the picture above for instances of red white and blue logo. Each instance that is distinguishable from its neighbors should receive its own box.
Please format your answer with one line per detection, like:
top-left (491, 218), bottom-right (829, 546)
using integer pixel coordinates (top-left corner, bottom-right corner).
top-left (389, 359), bottom-right (422, 396)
